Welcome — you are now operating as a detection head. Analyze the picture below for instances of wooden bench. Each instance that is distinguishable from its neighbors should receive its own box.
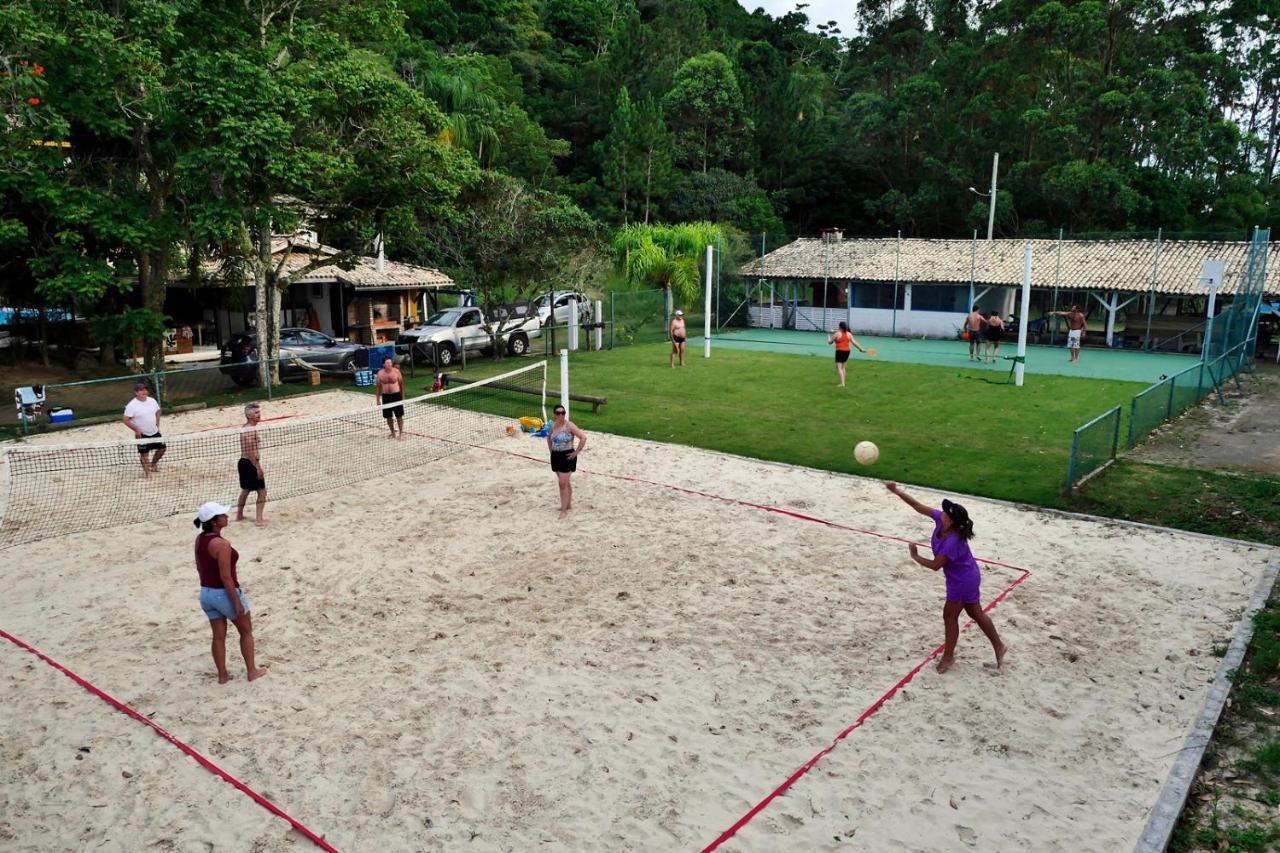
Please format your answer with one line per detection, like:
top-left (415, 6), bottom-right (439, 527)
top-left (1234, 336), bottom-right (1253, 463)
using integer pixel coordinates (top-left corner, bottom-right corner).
top-left (440, 374), bottom-right (608, 413)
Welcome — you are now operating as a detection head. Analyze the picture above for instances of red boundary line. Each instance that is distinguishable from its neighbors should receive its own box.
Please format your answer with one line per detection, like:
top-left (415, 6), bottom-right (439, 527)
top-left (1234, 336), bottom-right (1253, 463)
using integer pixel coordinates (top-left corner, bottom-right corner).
top-left (0, 628), bottom-right (338, 852)
top-left (699, 568), bottom-right (1030, 852)
top-left (5, 425), bottom-right (1027, 852)
top-left (476, 439), bottom-right (1034, 848)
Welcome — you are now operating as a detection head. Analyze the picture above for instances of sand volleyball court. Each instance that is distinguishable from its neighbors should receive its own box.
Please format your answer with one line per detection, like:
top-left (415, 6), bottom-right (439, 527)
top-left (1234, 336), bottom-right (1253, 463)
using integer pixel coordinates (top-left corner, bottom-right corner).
top-left (1, 389), bottom-right (1275, 851)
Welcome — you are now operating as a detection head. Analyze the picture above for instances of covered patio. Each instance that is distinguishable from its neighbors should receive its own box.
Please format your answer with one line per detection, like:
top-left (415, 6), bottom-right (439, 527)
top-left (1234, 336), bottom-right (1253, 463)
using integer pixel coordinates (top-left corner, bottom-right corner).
top-left (738, 235), bottom-right (1279, 352)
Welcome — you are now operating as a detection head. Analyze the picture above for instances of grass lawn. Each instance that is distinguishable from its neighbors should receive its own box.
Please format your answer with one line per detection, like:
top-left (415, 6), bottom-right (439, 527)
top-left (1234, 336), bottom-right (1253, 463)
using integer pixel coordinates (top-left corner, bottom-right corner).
top-left (450, 343), bottom-right (1145, 508)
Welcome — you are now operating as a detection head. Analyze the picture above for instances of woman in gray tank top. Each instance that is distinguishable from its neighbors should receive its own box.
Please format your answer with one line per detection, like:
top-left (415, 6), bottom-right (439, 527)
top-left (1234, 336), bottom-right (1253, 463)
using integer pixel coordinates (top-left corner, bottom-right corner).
top-left (546, 405), bottom-right (587, 519)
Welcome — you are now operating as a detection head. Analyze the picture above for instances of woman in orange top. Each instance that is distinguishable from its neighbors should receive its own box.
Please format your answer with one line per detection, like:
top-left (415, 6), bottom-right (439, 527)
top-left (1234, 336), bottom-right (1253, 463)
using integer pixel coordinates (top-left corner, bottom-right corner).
top-left (827, 321), bottom-right (868, 387)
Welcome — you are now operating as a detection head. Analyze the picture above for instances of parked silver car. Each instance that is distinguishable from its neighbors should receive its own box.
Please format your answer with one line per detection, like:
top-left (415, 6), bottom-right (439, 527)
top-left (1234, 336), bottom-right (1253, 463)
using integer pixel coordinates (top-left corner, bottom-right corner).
top-left (219, 328), bottom-right (364, 385)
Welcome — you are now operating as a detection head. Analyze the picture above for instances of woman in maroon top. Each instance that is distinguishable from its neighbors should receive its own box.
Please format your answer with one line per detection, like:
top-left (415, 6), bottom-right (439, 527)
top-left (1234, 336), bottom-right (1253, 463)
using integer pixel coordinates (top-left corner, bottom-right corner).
top-left (194, 502), bottom-right (266, 684)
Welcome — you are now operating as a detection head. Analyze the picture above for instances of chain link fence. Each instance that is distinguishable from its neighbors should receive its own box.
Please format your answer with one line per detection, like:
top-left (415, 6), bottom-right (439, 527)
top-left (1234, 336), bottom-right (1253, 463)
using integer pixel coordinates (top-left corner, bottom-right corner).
top-left (12, 354), bottom-right (386, 435)
top-left (1066, 406), bottom-right (1122, 495)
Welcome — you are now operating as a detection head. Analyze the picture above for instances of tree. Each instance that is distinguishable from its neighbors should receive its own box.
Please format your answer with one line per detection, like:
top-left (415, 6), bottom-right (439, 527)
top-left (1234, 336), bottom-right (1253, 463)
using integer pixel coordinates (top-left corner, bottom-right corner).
top-left (612, 221), bottom-right (723, 307)
top-left (663, 51), bottom-right (752, 173)
top-left (597, 86), bottom-right (641, 222)
top-left (419, 172), bottom-right (596, 354)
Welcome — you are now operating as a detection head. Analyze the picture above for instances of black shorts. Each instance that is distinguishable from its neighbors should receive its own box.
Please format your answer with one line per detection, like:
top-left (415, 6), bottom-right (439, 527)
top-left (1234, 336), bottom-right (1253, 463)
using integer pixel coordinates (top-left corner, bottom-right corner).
top-left (137, 432), bottom-right (165, 454)
top-left (985, 328), bottom-right (1004, 343)
top-left (550, 450), bottom-right (577, 473)
top-left (672, 335), bottom-right (686, 344)
top-left (835, 349), bottom-right (851, 363)
top-left (237, 458), bottom-right (265, 491)
top-left (381, 392), bottom-right (404, 419)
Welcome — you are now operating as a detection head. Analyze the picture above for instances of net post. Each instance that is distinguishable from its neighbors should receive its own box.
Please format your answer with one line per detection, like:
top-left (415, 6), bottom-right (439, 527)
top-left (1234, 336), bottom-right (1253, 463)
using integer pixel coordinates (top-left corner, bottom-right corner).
top-left (704, 243), bottom-right (713, 359)
top-left (1066, 430), bottom-right (1079, 496)
top-left (593, 300), bottom-right (603, 351)
top-left (540, 360), bottom-right (548, 425)
top-left (559, 349), bottom-right (570, 418)
top-left (1166, 374), bottom-right (1175, 420)
top-left (1110, 406), bottom-right (1120, 460)
top-left (1127, 396), bottom-right (1138, 449)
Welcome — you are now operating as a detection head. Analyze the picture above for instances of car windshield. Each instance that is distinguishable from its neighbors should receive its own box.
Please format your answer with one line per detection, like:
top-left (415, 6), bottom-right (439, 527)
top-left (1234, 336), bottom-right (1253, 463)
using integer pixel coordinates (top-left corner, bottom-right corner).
top-left (425, 310), bottom-right (463, 326)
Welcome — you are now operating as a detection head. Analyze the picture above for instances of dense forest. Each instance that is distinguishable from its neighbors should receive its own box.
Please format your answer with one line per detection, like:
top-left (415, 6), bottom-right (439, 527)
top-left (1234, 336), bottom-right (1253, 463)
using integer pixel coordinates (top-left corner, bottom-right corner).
top-left (1, 0), bottom-right (1277, 362)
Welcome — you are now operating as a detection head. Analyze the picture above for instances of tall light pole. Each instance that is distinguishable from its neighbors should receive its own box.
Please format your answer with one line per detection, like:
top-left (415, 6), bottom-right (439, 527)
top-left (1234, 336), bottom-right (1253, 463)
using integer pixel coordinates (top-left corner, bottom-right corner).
top-left (968, 152), bottom-right (999, 241)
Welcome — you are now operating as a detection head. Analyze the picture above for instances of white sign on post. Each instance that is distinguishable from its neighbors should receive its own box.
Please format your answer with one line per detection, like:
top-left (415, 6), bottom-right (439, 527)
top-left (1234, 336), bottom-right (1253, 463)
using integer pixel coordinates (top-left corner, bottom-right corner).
top-left (1196, 260), bottom-right (1225, 293)
top-left (1198, 259), bottom-right (1225, 364)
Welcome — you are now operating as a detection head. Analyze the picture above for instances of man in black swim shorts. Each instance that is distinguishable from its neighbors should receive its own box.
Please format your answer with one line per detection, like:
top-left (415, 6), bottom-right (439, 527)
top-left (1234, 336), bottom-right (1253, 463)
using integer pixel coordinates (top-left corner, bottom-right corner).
top-left (375, 356), bottom-right (405, 439)
top-left (670, 309), bottom-right (687, 368)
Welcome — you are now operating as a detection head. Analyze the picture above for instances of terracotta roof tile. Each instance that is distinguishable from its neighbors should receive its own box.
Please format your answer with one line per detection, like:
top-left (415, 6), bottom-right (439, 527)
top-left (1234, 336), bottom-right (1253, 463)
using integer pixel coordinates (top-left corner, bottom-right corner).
top-left (741, 238), bottom-right (1279, 297)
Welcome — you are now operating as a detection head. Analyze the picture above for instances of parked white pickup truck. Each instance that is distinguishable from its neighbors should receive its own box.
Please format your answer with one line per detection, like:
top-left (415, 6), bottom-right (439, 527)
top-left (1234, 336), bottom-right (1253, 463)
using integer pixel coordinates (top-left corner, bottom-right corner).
top-left (396, 307), bottom-right (542, 367)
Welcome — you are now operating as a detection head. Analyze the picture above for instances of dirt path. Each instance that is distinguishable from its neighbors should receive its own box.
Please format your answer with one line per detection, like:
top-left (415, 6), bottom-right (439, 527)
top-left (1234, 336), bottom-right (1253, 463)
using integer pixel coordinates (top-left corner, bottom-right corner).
top-left (1129, 362), bottom-right (1280, 474)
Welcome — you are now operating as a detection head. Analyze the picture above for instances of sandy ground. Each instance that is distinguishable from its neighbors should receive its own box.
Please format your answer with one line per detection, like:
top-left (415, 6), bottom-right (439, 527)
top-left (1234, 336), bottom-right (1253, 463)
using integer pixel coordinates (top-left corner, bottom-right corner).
top-left (0, 390), bottom-right (1276, 852)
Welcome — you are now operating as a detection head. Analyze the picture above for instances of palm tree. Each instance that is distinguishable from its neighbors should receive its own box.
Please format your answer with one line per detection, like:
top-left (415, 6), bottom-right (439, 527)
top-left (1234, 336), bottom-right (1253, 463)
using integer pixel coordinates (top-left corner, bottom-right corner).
top-left (612, 222), bottom-right (722, 307)
top-left (421, 66), bottom-right (502, 167)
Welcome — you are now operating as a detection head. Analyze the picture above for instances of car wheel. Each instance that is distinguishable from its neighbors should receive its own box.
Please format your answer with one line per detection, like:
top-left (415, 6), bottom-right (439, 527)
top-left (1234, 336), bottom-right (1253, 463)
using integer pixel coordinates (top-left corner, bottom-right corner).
top-left (507, 333), bottom-right (528, 357)
top-left (232, 370), bottom-right (258, 388)
top-left (436, 344), bottom-right (456, 366)
top-left (339, 354), bottom-right (355, 372)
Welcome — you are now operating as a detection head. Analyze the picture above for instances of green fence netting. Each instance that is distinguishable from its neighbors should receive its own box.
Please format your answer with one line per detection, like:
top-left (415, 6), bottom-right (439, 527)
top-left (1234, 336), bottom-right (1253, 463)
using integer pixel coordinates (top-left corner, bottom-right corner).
top-left (1066, 406), bottom-right (1121, 495)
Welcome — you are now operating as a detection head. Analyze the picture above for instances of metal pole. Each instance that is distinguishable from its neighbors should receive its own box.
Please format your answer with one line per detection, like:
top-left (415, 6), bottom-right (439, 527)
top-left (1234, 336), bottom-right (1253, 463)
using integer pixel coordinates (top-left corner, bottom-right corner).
top-left (594, 300), bottom-right (603, 351)
top-left (559, 349), bottom-right (570, 418)
top-left (986, 152), bottom-right (998, 241)
top-left (704, 244), bottom-right (713, 358)
top-left (967, 229), bottom-right (977, 311)
top-left (1016, 245), bottom-right (1032, 386)
top-left (568, 298), bottom-right (579, 351)
top-left (892, 231), bottom-right (901, 336)
top-left (1050, 229), bottom-right (1063, 346)
top-left (1143, 228), bottom-right (1162, 351)
top-left (822, 232), bottom-right (829, 332)
top-left (1203, 284), bottom-right (1218, 364)
top-left (714, 235), bottom-right (722, 331)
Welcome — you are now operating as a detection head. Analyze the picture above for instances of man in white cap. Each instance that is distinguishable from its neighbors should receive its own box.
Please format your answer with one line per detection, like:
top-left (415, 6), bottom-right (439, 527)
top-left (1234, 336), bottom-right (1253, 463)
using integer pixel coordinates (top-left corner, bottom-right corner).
top-left (123, 382), bottom-right (165, 478)
top-left (669, 309), bottom-right (687, 368)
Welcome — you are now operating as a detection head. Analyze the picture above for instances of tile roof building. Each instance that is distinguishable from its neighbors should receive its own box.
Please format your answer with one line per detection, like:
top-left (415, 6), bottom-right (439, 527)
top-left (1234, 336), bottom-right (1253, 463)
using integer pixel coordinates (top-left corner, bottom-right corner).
top-left (734, 235), bottom-right (1275, 346)
top-left (741, 237), bottom-right (1279, 297)
top-left (168, 232), bottom-right (456, 345)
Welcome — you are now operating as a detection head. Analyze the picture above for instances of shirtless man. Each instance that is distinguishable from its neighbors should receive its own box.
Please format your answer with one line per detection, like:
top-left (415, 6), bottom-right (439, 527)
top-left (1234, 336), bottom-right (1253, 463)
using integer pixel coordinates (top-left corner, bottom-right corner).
top-left (235, 403), bottom-right (267, 526)
top-left (375, 356), bottom-right (405, 439)
top-left (1050, 304), bottom-right (1087, 362)
top-left (964, 305), bottom-right (987, 361)
top-left (669, 309), bottom-right (687, 368)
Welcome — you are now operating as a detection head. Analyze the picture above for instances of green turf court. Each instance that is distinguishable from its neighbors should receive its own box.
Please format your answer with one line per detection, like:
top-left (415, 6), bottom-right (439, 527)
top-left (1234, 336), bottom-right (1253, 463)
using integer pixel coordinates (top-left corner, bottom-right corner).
top-left (701, 328), bottom-right (1198, 384)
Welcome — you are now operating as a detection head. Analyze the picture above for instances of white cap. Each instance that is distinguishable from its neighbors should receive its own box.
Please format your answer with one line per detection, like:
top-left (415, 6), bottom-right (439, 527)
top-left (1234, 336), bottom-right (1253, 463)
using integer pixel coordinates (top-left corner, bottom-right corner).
top-left (675, 309), bottom-right (683, 316)
top-left (195, 501), bottom-right (232, 523)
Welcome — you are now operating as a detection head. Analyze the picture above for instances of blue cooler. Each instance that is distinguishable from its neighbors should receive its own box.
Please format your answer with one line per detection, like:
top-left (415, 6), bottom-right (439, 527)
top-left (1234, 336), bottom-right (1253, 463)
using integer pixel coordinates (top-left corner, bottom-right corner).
top-left (49, 408), bottom-right (74, 424)
top-left (354, 369), bottom-right (375, 387)
top-left (365, 344), bottom-right (395, 370)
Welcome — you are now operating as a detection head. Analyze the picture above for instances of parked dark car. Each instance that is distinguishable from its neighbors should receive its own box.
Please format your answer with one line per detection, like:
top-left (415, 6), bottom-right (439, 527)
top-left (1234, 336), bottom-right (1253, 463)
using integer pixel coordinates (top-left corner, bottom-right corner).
top-left (220, 328), bottom-right (363, 386)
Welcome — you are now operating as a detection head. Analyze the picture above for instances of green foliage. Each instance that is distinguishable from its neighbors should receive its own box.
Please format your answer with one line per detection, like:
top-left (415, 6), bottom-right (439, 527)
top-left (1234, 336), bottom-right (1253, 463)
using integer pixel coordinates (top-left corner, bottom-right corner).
top-left (663, 51), bottom-right (751, 174)
top-left (612, 221), bottom-right (725, 305)
top-left (92, 306), bottom-right (168, 349)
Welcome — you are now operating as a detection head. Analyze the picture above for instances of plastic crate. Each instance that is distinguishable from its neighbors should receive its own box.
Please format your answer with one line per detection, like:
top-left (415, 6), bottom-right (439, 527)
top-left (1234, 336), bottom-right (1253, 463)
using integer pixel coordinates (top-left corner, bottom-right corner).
top-left (354, 370), bottom-right (375, 387)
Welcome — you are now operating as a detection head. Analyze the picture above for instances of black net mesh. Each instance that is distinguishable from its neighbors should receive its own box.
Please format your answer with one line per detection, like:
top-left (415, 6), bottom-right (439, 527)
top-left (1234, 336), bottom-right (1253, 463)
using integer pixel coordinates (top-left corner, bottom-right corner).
top-left (0, 361), bottom-right (546, 547)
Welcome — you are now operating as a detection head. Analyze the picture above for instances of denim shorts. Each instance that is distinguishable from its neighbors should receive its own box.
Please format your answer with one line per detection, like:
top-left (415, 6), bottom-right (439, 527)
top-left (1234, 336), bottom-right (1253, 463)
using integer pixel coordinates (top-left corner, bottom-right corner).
top-left (199, 587), bottom-right (250, 621)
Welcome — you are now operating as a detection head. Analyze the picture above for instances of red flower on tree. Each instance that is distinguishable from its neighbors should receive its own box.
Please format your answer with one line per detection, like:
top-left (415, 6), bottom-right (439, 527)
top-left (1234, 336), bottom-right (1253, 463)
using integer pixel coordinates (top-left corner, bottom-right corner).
top-left (28, 97), bottom-right (41, 106)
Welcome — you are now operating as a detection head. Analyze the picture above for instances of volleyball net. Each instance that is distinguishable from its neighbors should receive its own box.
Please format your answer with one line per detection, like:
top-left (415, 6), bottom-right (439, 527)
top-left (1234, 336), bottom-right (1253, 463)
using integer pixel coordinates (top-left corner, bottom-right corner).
top-left (0, 360), bottom-right (548, 548)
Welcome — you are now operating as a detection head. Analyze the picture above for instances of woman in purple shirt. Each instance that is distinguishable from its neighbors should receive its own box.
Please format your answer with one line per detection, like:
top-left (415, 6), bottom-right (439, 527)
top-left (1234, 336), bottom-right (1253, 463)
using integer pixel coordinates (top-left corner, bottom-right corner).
top-left (886, 482), bottom-right (1007, 674)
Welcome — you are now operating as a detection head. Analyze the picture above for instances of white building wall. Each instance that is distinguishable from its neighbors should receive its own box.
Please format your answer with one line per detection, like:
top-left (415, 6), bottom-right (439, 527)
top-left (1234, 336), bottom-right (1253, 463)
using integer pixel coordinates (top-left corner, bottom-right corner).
top-left (748, 306), bottom-right (966, 339)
